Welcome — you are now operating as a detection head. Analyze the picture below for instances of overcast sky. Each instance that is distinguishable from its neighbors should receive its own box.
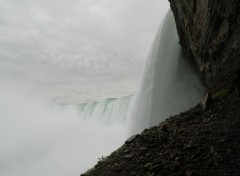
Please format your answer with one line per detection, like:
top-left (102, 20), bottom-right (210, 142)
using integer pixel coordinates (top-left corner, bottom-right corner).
top-left (0, 0), bottom-right (169, 103)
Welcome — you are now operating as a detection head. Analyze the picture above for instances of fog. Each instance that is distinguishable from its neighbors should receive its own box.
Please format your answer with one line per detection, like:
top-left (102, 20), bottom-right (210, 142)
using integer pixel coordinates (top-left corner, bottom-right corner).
top-left (0, 84), bottom-right (127, 175)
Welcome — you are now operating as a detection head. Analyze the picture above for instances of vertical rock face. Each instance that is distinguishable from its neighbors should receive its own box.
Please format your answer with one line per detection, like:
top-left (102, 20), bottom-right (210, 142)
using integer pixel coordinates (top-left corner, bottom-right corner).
top-left (168, 0), bottom-right (240, 91)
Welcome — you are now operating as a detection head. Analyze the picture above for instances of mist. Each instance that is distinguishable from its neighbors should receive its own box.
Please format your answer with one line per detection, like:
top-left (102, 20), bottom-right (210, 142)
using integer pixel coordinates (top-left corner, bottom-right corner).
top-left (0, 1), bottom-right (205, 175)
top-left (0, 84), bottom-right (127, 175)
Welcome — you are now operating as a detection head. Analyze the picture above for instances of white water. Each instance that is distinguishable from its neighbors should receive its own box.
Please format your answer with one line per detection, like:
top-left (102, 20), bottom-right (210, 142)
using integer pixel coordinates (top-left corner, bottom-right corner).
top-left (0, 9), bottom-right (205, 176)
top-left (128, 10), bottom-right (205, 135)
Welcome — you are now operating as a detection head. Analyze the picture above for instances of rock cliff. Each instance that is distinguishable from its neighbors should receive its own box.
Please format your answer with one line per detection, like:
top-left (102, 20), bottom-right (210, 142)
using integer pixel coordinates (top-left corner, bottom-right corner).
top-left (169, 0), bottom-right (240, 93)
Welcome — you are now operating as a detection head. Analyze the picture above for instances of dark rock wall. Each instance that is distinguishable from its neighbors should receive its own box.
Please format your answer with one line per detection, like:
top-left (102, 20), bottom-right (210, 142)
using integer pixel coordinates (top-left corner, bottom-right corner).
top-left (168, 0), bottom-right (240, 92)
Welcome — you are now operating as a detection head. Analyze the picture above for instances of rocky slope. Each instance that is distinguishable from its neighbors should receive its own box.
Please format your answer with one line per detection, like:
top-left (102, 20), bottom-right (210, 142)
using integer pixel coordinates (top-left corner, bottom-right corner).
top-left (81, 95), bottom-right (240, 176)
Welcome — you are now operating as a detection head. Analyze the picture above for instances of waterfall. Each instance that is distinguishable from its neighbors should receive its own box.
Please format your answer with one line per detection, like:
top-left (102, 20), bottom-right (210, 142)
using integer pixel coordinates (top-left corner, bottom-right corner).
top-left (74, 10), bottom-right (204, 135)
top-left (128, 10), bottom-right (205, 135)
top-left (0, 7), bottom-right (206, 176)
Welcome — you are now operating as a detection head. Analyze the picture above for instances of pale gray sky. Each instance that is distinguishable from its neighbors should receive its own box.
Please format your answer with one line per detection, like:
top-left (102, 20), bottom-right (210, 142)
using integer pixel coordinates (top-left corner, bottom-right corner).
top-left (0, 0), bottom-right (169, 102)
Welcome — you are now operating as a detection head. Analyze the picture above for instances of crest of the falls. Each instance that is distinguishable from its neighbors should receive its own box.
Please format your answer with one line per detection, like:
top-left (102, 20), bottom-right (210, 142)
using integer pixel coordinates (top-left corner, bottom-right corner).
top-left (128, 10), bottom-right (205, 135)
top-left (76, 95), bottom-right (133, 124)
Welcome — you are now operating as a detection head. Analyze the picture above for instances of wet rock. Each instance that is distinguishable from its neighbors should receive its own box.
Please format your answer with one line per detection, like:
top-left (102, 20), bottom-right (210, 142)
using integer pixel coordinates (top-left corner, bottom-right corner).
top-left (201, 93), bottom-right (214, 111)
top-left (186, 169), bottom-right (193, 176)
top-left (146, 153), bottom-right (152, 157)
top-left (125, 134), bottom-right (139, 144)
top-left (210, 146), bottom-right (214, 154)
top-left (124, 154), bottom-right (134, 159)
top-left (150, 163), bottom-right (163, 170)
top-left (159, 123), bottom-right (169, 132)
top-left (144, 163), bottom-right (153, 169)
top-left (147, 172), bottom-right (155, 176)
top-left (184, 142), bottom-right (197, 151)
top-left (217, 139), bottom-right (226, 143)
top-left (140, 147), bottom-right (147, 151)
top-left (175, 157), bottom-right (180, 161)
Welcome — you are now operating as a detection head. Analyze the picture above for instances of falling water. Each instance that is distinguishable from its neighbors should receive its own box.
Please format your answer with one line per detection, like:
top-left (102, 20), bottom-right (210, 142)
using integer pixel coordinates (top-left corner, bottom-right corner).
top-left (128, 10), bottom-right (205, 135)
